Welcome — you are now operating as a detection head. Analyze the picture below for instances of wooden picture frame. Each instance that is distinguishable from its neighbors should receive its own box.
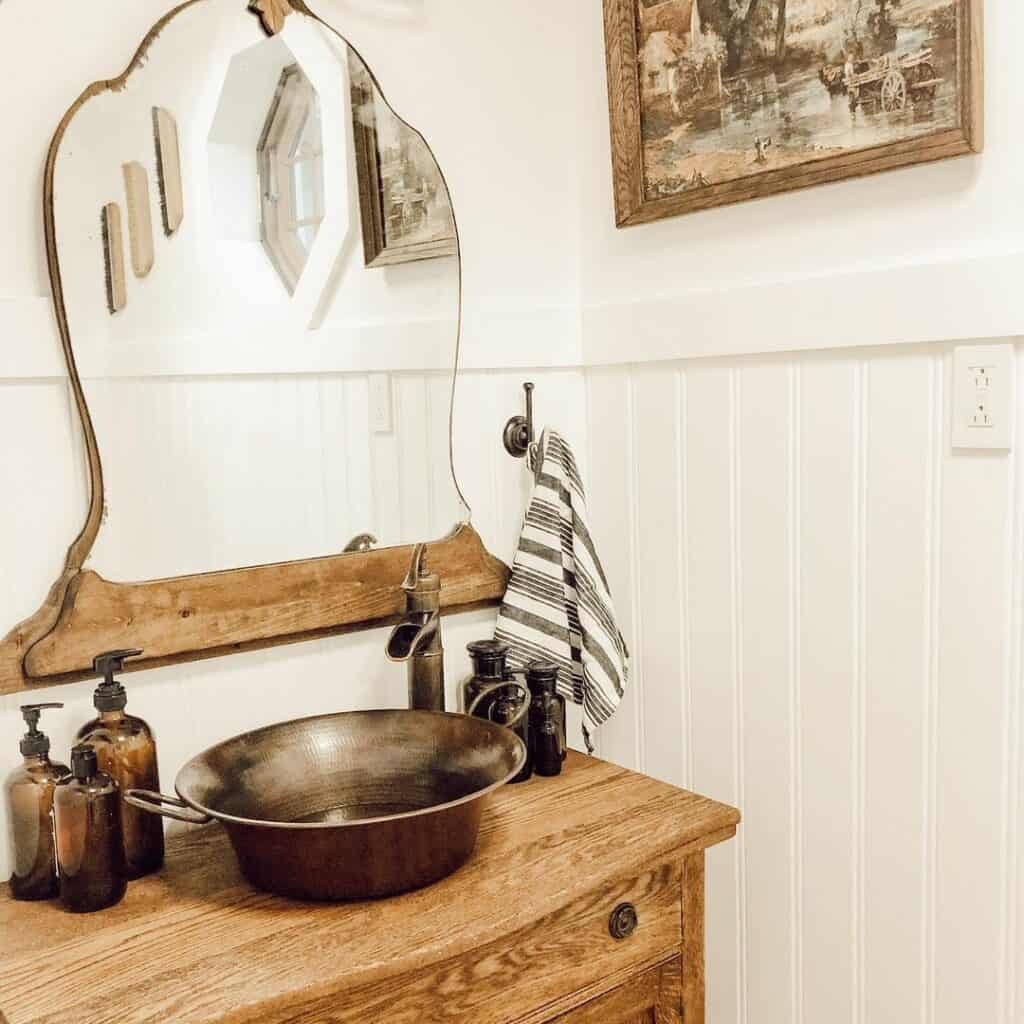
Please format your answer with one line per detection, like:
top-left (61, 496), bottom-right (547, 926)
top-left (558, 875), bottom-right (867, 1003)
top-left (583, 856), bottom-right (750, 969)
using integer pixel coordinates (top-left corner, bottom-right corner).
top-left (0, 0), bottom-right (507, 695)
top-left (348, 54), bottom-right (458, 268)
top-left (603, 0), bottom-right (983, 227)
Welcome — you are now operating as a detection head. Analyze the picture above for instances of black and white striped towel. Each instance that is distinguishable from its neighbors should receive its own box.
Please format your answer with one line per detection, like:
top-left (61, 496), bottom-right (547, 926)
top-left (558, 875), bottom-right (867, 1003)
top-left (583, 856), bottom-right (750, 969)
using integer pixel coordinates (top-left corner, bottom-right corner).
top-left (495, 428), bottom-right (629, 752)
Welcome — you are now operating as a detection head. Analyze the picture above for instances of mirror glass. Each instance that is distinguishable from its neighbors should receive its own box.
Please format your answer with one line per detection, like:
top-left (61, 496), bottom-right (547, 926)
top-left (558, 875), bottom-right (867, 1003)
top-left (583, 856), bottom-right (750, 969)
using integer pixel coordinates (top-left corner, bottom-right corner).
top-left (53, 1), bottom-right (466, 581)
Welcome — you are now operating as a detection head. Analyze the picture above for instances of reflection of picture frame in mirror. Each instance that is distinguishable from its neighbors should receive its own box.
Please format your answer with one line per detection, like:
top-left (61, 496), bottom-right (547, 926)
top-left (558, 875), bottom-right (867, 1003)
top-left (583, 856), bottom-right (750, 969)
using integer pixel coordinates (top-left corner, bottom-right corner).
top-left (348, 54), bottom-right (457, 268)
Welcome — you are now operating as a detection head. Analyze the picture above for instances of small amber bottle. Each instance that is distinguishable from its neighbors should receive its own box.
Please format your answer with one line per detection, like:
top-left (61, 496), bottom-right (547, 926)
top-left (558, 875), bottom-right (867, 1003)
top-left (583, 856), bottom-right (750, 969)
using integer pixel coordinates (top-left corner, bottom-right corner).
top-left (526, 662), bottom-right (567, 776)
top-left (489, 687), bottom-right (532, 784)
top-left (3, 703), bottom-right (69, 900)
top-left (77, 649), bottom-right (164, 878)
top-left (54, 745), bottom-right (127, 913)
top-left (461, 640), bottom-right (512, 717)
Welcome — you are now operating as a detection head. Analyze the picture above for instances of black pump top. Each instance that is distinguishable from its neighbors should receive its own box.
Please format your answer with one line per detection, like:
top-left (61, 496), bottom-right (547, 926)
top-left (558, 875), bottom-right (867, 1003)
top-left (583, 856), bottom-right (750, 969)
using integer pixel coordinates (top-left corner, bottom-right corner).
top-left (467, 639), bottom-right (510, 680)
top-left (92, 648), bottom-right (142, 712)
top-left (70, 744), bottom-right (99, 782)
top-left (19, 702), bottom-right (63, 757)
top-left (526, 661), bottom-right (559, 695)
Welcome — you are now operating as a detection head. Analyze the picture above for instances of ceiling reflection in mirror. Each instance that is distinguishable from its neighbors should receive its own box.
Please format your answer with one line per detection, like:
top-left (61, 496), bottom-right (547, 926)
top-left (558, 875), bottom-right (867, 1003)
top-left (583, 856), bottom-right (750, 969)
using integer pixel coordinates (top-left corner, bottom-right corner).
top-left (53, 1), bottom-right (466, 582)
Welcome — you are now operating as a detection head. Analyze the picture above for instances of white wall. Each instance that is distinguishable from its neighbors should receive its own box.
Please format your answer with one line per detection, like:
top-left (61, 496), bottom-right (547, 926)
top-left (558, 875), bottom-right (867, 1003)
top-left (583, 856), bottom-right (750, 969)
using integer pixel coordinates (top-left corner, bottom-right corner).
top-left (587, 347), bottom-right (1024, 1024)
top-left (4, 4), bottom-right (1024, 1024)
top-left (574, 2), bottom-right (1024, 1023)
top-left (576, 0), bottom-right (1024, 363)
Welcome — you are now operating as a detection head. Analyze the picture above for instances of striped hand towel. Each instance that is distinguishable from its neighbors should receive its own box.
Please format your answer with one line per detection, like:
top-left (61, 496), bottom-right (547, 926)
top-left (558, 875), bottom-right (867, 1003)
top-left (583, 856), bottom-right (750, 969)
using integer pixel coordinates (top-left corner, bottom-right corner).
top-left (495, 428), bottom-right (629, 752)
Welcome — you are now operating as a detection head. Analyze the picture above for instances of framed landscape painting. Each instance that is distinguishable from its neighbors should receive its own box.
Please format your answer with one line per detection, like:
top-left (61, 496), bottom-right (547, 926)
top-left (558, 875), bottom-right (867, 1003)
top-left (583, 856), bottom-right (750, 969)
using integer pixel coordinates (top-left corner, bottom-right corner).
top-left (602, 0), bottom-right (982, 226)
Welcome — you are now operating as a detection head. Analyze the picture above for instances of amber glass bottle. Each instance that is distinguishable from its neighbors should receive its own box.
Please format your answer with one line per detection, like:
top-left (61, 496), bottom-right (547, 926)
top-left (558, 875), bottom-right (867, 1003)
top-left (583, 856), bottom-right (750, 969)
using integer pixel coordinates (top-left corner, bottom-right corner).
top-left (462, 640), bottom-right (512, 717)
top-left (489, 687), bottom-right (532, 784)
top-left (526, 662), bottom-right (567, 776)
top-left (3, 703), bottom-right (69, 900)
top-left (77, 649), bottom-right (164, 878)
top-left (54, 745), bottom-right (127, 913)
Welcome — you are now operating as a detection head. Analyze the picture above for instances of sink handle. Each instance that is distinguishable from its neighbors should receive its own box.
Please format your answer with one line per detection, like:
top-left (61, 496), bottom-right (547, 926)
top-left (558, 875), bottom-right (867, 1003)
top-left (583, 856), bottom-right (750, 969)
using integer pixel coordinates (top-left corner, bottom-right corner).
top-left (124, 789), bottom-right (212, 825)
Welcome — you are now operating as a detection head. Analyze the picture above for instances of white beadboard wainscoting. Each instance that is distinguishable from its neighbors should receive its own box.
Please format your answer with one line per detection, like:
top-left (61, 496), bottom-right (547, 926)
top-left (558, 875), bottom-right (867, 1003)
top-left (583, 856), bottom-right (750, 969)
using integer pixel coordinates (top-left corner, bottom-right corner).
top-left (585, 345), bottom-right (1024, 1024)
top-left (84, 371), bottom-right (465, 581)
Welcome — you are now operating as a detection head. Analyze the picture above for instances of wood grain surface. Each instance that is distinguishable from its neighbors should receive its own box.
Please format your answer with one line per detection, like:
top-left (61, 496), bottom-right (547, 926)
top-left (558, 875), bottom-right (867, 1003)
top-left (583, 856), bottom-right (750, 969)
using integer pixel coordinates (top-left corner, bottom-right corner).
top-left (122, 161), bottom-right (154, 278)
top-left (0, 524), bottom-right (507, 690)
top-left (249, 0), bottom-right (295, 36)
top-left (261, 860), bottom-right (681, 1023)
top-left (548, 959), bottom-right (682, 1023)
top-left (0, 753), bottom-right (739, 1024)
top-left (681, 851), bottom-right (706, 1023)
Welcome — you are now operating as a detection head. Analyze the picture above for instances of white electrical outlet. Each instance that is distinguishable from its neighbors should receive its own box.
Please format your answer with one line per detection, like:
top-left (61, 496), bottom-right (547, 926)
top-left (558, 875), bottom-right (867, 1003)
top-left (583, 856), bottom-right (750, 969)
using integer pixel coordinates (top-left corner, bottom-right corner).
top-left (952, 344), bottom-right (1014, 450)
top-left (369, 373), bottom-right (393, 434)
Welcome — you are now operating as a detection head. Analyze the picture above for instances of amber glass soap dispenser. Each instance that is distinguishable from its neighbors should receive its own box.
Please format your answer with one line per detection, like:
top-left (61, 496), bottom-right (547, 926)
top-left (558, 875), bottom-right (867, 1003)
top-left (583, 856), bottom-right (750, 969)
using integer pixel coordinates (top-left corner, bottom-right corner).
top-left (77, 648), bottom-right (164, 878)
top-left (54, 745), bottom-right (127, 912)
top-left (4, 702), bottom-right (68, 900)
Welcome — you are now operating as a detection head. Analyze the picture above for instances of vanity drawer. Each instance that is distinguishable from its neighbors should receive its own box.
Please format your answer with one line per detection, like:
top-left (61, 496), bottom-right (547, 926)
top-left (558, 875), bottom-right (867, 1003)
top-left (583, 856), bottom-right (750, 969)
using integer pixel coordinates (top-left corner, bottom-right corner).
top-left (274, 857), bottom-right (683, 1024)
top-left (543, 958), bottom-right (682, 1023)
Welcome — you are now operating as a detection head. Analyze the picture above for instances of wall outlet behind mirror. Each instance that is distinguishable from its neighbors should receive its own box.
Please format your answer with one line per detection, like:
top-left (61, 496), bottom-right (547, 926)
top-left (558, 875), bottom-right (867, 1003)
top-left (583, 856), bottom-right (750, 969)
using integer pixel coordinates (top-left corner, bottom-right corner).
top-left (952, 344), bottom-right (1014, 451)
top-left (369, 373), bottom-right (393, 434)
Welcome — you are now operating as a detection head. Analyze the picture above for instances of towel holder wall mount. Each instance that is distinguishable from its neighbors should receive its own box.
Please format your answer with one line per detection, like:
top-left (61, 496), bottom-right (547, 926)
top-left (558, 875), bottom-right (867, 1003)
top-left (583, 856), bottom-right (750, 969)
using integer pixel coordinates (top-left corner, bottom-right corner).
top-left (503, 382), bottom-right (535, 459)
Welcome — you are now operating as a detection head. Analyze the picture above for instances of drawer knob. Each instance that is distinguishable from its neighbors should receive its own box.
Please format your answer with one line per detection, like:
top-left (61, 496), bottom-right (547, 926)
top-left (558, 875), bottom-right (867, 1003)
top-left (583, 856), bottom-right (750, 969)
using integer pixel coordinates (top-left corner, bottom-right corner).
top-left (608, 902), bottom-right (638, 940)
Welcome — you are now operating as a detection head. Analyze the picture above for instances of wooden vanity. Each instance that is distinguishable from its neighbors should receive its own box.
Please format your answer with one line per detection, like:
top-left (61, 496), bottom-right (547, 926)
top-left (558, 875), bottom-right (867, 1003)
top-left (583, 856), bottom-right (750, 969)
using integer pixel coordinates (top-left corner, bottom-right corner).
top-left (0, 753), bottom-right (738, 1024)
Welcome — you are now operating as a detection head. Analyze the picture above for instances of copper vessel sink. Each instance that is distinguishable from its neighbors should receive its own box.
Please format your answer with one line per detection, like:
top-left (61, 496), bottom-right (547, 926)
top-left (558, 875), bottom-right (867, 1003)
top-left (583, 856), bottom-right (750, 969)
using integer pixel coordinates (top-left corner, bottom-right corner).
top-left (125, 710), bottom-right (526, 901)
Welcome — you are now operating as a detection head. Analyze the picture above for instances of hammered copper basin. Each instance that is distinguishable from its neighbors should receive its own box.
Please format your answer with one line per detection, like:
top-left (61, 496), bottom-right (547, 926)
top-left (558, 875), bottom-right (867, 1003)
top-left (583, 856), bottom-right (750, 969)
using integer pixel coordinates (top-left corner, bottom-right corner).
top-left (125, 710), bottom-right (526, 901)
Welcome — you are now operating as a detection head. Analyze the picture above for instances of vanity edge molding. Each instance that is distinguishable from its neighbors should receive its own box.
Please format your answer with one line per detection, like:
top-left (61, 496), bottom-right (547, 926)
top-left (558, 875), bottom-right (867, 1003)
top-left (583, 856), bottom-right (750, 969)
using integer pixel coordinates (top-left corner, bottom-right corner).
top-left (0, 524), bottom-right (508, 693)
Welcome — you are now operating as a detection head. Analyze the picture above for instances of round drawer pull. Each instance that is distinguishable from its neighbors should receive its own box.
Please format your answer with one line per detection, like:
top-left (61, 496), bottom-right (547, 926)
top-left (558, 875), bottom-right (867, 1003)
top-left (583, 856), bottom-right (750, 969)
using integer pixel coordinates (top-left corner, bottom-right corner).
top-left (608, 902), bottom-right (638, 940)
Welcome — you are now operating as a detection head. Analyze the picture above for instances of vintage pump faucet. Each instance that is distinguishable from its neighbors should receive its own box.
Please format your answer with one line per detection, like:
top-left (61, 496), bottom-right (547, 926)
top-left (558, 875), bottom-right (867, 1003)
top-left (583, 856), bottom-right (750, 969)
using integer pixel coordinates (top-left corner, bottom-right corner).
top-left (386, 544), bottom-right (444, 711)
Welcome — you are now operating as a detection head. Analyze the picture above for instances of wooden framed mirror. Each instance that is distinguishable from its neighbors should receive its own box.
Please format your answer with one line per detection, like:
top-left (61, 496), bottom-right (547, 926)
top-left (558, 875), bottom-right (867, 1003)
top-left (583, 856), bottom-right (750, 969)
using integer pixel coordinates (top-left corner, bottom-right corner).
top-left (0, 0), bottom-right (507, 694)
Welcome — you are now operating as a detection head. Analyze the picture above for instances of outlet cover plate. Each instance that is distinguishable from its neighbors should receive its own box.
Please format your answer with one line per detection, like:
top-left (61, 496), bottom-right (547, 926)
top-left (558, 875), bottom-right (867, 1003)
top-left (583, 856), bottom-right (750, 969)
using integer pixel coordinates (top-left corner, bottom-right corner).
top-left (952, 344), bottom-right (1014, 451)
top-left (369, 373), bottom-right (393, 434)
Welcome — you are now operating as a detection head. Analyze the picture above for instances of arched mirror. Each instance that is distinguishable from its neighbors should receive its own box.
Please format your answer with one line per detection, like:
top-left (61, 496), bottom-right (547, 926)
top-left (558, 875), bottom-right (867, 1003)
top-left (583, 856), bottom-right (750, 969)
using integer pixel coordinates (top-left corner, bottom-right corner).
top-left (0, 0), bottom-right (505, 689)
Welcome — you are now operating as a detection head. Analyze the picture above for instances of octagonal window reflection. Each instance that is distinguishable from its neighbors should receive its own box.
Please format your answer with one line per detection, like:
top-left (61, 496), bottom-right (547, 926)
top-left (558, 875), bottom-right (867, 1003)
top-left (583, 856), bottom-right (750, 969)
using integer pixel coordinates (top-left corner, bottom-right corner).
top-left (258, 64), bottom-right (324, 294)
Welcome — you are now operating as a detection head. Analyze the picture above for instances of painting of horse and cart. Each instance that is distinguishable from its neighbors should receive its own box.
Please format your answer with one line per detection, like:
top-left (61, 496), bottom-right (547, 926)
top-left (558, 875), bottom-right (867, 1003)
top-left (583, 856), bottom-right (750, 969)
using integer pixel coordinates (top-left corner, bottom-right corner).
top-left (602, 0), bottom-right (982, 225)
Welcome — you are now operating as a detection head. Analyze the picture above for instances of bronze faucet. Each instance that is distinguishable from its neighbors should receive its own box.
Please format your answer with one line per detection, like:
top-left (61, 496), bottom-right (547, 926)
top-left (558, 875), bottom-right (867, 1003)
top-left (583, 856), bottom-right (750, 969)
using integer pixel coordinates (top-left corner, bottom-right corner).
top-left (386, 544), bottom-right (445, 711)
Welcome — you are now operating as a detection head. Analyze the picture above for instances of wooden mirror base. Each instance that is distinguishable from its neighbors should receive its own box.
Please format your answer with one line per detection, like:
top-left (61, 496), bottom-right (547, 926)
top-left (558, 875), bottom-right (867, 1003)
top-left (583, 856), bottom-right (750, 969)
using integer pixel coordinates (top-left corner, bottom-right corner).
top-left (0, 524), bottom-right (508, 694)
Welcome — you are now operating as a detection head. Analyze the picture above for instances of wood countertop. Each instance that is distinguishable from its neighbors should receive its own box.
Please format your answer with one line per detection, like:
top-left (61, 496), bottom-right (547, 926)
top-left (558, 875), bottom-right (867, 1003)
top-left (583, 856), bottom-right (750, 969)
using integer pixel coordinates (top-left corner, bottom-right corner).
top-left (0, 752), bottom-right (739, 1024)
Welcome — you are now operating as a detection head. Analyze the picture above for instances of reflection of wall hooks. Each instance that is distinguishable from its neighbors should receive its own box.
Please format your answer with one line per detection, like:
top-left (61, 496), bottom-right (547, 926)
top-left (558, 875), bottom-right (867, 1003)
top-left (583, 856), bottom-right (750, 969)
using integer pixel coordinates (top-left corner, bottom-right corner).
top-left (343, 532), bottom-right (377, 553)
top-left (153, 107), bottom-right (184, 236)
top-left (503, 382), bottom-right (535, 458)
top-left (101, 203), bottom-right (127, 314)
